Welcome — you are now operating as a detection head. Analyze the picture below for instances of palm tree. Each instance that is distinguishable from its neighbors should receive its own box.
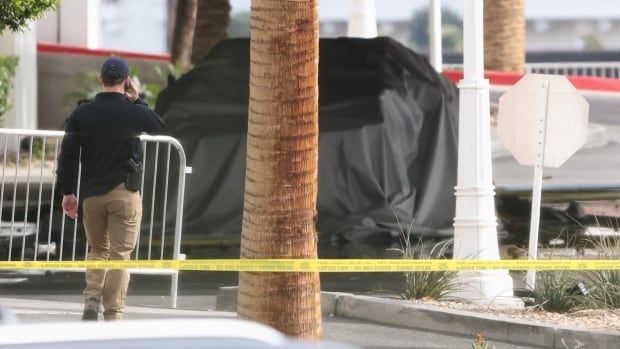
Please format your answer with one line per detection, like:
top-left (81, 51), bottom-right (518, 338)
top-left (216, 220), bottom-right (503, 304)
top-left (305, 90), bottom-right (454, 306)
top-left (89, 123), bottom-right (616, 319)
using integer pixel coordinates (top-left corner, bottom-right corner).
top-left (191, 0), bottom-right (231, 64)
top-left (237, 0), bottom-right (322, 340)
top-left (484, 0), bottom-right (526, 72)
top-left (170, 0), bottom-right (197, 69)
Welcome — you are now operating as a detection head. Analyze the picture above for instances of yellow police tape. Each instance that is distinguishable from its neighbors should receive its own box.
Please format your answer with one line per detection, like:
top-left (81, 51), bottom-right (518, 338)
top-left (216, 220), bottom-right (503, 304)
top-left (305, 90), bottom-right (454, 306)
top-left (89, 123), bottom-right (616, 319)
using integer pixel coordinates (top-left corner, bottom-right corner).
top-left (0, 259), bottom-right (618, 272)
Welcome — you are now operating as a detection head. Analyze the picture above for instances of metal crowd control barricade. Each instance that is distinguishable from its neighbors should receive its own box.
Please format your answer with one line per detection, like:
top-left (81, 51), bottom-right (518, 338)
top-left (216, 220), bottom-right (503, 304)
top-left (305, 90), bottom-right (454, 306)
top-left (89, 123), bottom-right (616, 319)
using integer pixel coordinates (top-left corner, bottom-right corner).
top-left (0, 128), bottom-right (191, 308)
top-left (525, 62), bottom-right (620, 79)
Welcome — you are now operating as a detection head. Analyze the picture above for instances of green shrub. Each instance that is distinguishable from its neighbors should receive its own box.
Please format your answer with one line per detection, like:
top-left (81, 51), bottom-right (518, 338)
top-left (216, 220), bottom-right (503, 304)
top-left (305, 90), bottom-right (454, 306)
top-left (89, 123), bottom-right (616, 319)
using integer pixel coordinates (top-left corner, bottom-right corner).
top-left (144, 63), bottom-right (188, 106)
top-left (31, 137), bottom-right (45, 160)
top-left (531, 270), bottom-right (583, 312)
top-left (63, 70), bottom-right (100, 109)
top-left (390, 216), bottom-right (461, 301)
top-left (529, 233), bottom-right (585, 313)
top-left (584, 236), bottom-right (620, 309)
top-left (65, 63), bottom-right (186, 109)
top-left (0, 0), bottom-right (58, 122)
top-left (0, 56), bottom-right (19, 125)
top-left (0, 0), bottom-right (58, 32)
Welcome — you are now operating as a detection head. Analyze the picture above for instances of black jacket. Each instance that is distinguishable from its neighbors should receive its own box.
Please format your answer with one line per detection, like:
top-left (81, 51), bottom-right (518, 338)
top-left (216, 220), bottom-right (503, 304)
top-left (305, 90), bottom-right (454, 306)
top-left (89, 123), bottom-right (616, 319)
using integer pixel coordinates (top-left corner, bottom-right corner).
top-left (59, 92), bottom-right (165, 199)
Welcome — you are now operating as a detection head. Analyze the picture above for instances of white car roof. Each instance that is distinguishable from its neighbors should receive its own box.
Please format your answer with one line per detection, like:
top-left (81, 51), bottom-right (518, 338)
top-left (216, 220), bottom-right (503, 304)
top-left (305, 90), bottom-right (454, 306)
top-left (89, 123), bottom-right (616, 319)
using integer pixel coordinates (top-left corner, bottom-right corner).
top-left (0, 318), bottom-right (286, 346)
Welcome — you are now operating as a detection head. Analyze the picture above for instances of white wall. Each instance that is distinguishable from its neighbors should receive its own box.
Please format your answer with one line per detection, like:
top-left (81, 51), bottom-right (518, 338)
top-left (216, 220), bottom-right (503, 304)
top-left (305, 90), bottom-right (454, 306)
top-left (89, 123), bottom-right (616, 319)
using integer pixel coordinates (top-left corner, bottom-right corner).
top-left (100, 0), bottom-right (168, 54)
top-left (36, 8), bottom-right (59, 43)
top-left (37, 0), bottom-right (101, 48)
top-left (0, 24), bottom-right (38, 130)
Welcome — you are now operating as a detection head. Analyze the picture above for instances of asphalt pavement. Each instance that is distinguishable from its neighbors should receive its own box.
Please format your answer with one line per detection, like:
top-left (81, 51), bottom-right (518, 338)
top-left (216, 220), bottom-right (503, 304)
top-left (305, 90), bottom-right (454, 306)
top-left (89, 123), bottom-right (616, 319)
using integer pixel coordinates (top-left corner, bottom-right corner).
top-left (0, 296), bottom-right (539, 349)
top-left (494, 135), bottom-right (620, 188)
top-left (580, 92), bottom-right (620, 126)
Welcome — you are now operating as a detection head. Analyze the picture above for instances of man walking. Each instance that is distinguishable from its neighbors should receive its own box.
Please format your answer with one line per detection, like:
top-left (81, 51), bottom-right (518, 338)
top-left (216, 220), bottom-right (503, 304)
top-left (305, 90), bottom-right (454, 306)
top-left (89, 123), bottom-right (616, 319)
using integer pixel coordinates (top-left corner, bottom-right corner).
top-left (59, 57), bottom-right (164, 321)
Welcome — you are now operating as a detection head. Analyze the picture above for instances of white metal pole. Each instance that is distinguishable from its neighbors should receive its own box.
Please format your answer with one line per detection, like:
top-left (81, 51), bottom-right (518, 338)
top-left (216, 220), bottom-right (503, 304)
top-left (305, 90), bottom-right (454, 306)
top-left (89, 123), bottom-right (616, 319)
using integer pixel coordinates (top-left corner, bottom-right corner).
top-left (452, 0), bottom-right (518, 305)
top-left (347, 0), bottom-right (378, 38)
top-left (462, 0), bottom-right (484, 81)
top-left (526, 80), bottom-right (550, 290)
top-left (429, 0), bottom-right (443, 71)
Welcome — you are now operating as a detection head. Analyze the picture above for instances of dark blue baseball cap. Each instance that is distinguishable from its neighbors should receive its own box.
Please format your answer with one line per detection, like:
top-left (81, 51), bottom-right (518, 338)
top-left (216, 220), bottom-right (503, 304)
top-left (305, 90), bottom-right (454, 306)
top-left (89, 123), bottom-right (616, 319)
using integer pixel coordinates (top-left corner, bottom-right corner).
top-left (100, 57), bottom-right (129, 81)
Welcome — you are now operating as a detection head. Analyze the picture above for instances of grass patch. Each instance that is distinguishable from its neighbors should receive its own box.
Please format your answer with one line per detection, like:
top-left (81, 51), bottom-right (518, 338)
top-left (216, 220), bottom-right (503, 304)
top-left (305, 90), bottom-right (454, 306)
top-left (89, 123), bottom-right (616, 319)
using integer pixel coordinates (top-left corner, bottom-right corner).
top-left (528, 232), bottom-right (585, 312)
top-left (528, 228), bottom-right (620, 312)
top-left (390, 215), bottom-right (461, 301)
top-left (530, 270), bottom-right (583, 312)
top-left (584, 235), bottom-right (620, 309)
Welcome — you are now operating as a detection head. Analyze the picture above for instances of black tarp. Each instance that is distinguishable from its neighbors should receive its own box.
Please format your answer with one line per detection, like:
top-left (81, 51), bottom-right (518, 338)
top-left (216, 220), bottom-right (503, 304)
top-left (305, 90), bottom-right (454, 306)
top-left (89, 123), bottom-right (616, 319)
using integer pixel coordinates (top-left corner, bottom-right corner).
top-left (155, 37), bottom-right (459, 241)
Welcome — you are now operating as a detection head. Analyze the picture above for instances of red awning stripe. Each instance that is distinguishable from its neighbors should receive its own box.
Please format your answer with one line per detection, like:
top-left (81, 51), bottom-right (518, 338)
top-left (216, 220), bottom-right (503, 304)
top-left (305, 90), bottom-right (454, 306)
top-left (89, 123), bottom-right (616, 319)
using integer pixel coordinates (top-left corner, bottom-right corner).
top-left (442, 69), bottom-right (620, 93)
top-left (37, 42), bottom-right (171, 62)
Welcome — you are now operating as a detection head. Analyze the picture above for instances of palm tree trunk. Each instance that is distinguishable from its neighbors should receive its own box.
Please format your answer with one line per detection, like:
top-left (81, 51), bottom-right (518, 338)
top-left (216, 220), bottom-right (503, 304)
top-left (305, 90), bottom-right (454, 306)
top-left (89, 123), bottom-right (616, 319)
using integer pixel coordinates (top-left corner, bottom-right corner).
top-left (191, 0), bottom-right (231, 64)
top-left (484, 0), bottom-right (525, 72)
top-left (237, 0), bottom-right (322, 340)
top-left (170, 0), bottom-right (197, 69)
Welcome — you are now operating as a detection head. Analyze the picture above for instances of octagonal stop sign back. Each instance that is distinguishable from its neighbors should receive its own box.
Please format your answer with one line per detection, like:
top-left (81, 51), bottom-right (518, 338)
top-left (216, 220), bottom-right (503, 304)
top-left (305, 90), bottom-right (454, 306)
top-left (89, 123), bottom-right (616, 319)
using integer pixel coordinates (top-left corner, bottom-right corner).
top-left (497, 74), bottom-right (590, 168)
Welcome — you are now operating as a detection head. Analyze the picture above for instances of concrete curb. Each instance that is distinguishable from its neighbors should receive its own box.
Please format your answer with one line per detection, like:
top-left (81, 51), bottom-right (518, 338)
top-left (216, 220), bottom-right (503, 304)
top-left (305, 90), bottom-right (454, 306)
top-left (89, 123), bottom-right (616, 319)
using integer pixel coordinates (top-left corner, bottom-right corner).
top-left (215, 286), bottom-right (344, 317)
top-left (216, 287), bottom-right (620, 349)
top-left (216, 287), bottom-right (238, 312)
top-left (335, 295), bottom-right (619, 349)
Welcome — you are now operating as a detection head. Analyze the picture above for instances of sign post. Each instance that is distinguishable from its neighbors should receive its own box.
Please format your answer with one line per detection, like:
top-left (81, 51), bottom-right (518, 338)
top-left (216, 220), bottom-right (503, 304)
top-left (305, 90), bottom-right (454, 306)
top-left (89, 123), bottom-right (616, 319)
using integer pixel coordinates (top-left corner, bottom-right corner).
top-left (497, 74), bottom-right (589, 289)
top-left (527, 80), bottom-right (549, 289)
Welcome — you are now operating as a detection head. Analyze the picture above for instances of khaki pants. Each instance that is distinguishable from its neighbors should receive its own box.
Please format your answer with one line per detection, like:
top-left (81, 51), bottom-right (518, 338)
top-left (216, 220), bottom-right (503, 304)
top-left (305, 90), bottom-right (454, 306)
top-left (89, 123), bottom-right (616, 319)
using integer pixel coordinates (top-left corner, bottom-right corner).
top-left (82, 184), bottom-right (142, 320)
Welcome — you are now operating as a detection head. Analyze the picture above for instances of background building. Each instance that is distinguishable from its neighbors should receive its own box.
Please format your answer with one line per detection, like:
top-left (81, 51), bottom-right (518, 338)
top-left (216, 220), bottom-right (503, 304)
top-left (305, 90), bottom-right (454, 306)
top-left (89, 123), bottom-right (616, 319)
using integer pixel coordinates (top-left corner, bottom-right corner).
top-left (33, 0), bottom-right (620, 55)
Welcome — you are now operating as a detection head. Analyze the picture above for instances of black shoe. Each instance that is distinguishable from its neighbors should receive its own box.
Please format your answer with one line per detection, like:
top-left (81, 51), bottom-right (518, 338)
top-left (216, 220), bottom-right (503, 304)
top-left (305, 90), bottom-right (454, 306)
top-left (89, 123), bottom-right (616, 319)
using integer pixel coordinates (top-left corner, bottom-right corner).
top-left (82, 303), bottom-right (99, 321)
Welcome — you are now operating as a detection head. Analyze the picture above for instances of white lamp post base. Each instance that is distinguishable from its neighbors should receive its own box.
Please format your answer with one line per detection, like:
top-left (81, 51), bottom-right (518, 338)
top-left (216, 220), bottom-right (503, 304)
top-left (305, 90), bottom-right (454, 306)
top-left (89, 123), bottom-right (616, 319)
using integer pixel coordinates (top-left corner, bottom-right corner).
top-left (453, 78), bottom-right (522, 308)
top-left (452, 0), bottom-right (522, 308)
top-left (454, 271), bottom-right (524, 307)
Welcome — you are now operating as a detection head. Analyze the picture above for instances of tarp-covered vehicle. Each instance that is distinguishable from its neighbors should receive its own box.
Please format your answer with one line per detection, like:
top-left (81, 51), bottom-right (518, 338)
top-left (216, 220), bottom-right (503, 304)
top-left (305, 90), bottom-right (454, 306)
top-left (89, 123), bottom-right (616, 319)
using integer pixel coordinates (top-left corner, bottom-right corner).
top-left (155, 37), bottom-right (459, 243)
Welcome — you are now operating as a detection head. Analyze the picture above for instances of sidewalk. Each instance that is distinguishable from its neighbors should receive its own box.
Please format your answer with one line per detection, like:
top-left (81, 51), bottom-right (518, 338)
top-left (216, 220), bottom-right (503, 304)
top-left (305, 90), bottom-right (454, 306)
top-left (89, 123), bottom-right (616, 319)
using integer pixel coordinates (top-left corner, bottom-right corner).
top-left (7, 293), bottom-right (618, 349)
top-left (0, 296), bottom-right (533, 349)
top-left (0, 297), bottom-right (232, 323)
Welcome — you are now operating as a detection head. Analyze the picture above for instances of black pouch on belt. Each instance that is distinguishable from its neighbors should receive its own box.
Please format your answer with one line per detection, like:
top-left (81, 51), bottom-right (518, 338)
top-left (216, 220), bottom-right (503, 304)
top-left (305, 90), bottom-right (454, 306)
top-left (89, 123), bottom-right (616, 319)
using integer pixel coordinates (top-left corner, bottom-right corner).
top-left (125, 158), bottom-right (143, 192)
